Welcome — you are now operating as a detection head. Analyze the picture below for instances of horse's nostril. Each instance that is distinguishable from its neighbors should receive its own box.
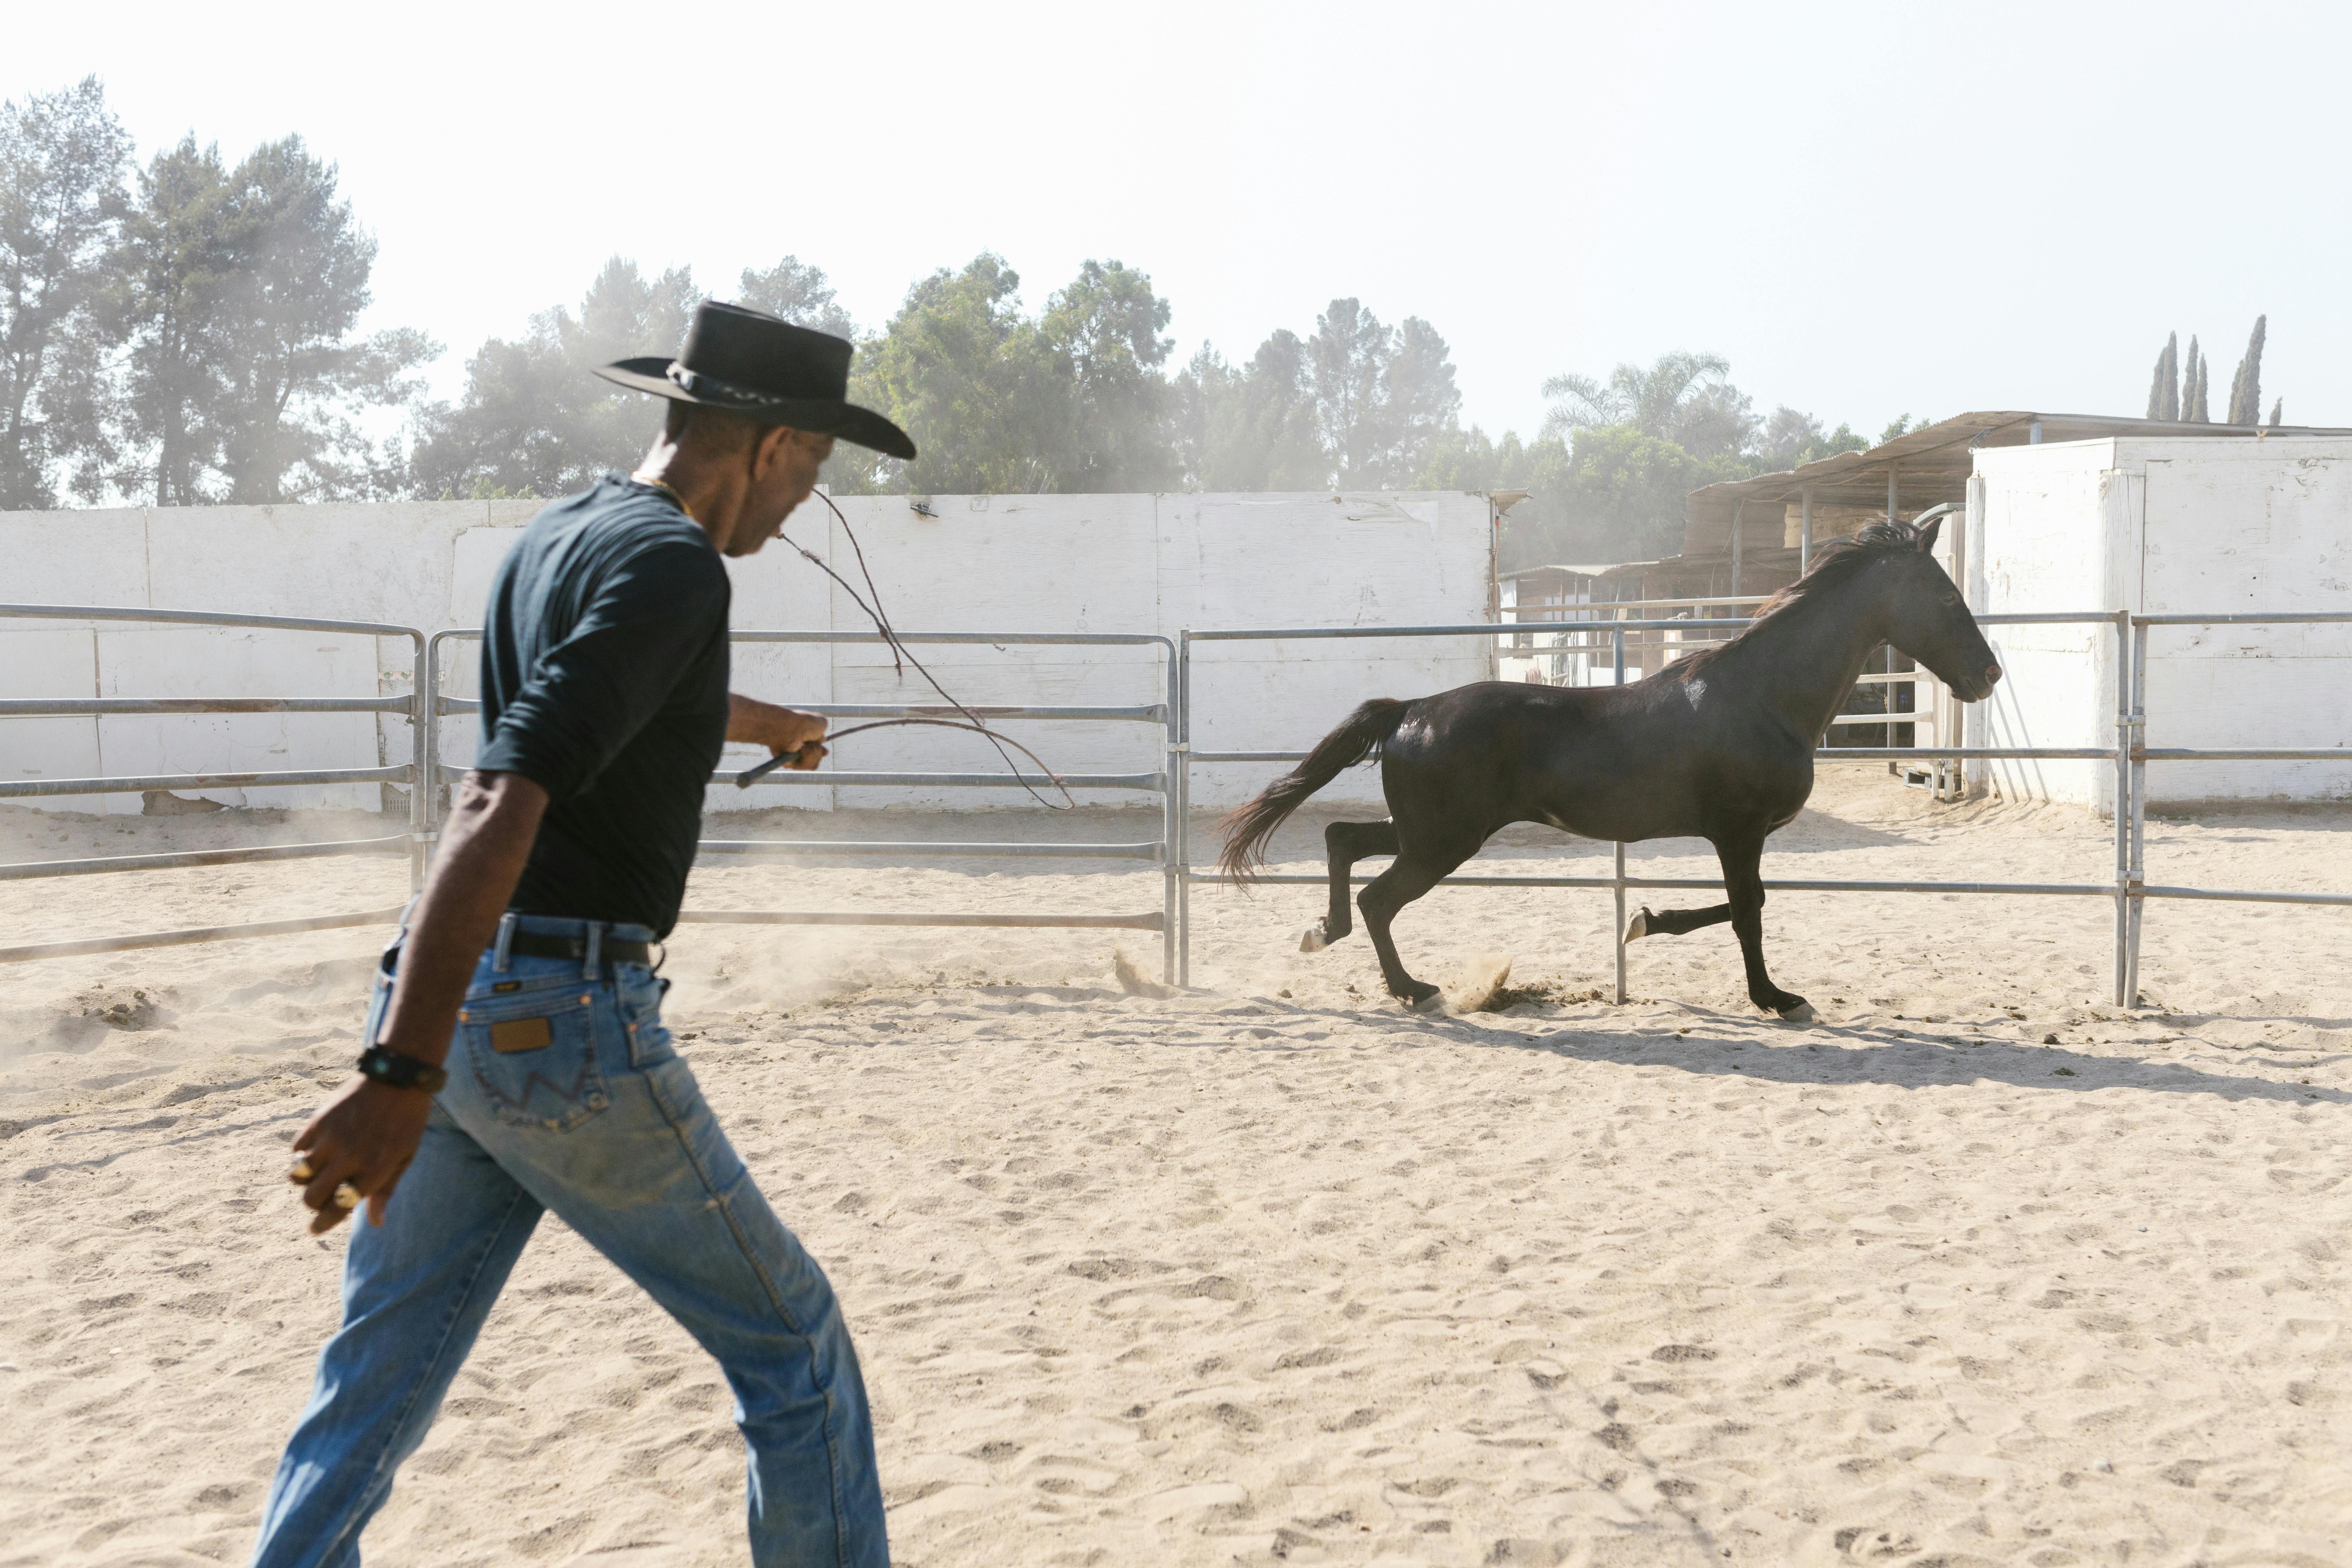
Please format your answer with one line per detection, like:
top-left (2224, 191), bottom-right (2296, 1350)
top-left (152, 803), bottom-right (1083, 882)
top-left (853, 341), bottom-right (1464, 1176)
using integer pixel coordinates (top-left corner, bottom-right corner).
top-left (1986, 663), bottom-right (2003, 686)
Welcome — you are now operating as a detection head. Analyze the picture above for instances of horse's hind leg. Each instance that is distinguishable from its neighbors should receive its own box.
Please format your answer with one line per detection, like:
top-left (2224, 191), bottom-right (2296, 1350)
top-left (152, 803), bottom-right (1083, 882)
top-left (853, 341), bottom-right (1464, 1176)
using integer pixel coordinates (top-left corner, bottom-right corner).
top-left (1301, 819), bottom-right (1398, 951)
top-left (1714, 834), bottom-right (1808, 1017)
top-left (1624, 902), bottom-right (1731, 942)
top-left (1358, 843), bottom-right (1475, 1007)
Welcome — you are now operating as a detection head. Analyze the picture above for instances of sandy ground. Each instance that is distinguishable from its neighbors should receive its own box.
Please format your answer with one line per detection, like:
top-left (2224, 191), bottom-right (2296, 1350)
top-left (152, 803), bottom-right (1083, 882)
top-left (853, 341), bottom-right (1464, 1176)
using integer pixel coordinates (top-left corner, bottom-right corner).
top-left (2, 770), bottom-right (2348, 1567)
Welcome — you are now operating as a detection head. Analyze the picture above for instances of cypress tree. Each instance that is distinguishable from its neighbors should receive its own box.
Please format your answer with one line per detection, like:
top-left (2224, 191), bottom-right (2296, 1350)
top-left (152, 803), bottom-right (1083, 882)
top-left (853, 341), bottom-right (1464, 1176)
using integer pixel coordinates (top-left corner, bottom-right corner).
top-left (2226, 315), bottom-right (2266, 426)
top-left (2185, 338), bottom-right (2209, 422)
top-left (2269, 397), bottom-right (2283, 428)
top-left (2145, 332), bottom-right (2178, 420)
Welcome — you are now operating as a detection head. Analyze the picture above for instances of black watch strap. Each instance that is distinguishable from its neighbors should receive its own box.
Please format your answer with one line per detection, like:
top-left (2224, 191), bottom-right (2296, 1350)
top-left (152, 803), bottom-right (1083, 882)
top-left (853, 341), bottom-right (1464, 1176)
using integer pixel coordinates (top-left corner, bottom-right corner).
top-left (357, 1045), bottom-right (449, 1094)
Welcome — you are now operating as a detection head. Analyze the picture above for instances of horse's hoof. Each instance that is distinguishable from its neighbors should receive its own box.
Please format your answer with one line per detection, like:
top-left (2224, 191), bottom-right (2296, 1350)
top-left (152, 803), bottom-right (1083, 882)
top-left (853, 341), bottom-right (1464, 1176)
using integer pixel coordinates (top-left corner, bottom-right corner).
top-left (1623, 906), bottom-right (1653, 942)
top-left (1297, 923), bottom-right (1329, 953)
top-left (1768, 994), bottom-right (1813, 1021)
top-left (1393, 982), bottom-right (1443, 1013)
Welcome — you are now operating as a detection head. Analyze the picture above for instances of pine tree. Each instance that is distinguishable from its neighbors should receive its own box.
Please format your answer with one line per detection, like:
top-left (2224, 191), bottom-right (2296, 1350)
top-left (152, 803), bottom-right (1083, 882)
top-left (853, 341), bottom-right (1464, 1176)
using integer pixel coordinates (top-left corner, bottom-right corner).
top-left (0, 76), bottom-right (131, 507)
top-left (2146, 332), bottom-right (2178, 420)
top-left (2226, 315), bottom-right (2266, 426)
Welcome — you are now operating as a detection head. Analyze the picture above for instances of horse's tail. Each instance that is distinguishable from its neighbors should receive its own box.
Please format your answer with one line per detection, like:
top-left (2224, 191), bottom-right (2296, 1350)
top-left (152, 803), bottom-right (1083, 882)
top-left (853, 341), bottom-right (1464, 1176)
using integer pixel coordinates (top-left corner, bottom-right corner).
top-left (1217, 698), bottom-right (1410, 883)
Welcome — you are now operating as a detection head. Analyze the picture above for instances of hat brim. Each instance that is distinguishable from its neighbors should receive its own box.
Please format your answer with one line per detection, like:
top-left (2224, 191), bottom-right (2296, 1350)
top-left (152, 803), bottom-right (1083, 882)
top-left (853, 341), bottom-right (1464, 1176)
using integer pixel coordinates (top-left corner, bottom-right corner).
top-left (596, 358), bottom-right (916, 461)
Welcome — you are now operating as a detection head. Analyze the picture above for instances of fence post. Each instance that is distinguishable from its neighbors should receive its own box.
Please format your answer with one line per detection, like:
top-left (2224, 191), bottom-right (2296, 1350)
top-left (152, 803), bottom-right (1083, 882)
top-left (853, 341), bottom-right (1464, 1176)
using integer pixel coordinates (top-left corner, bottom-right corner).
top-left (411, 632), bottom-right (433, 891)
top-left (1613, 624), bottom-right (1628, 1006)
top-left (1178, 630), bottom-right (1194, 989)
top-left (1162, 638), bottom-right (1180, 986)
top-left (2125, 619), bottom-right (2149, 1006)
top-left (2111, 611), bottom-right (2133, 1007)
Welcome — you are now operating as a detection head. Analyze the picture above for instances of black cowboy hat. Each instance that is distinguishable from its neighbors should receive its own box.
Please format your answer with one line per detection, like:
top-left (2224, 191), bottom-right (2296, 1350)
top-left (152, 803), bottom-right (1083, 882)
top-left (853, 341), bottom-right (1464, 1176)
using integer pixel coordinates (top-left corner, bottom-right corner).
top-left (596, 300), bottom-right (916, 460)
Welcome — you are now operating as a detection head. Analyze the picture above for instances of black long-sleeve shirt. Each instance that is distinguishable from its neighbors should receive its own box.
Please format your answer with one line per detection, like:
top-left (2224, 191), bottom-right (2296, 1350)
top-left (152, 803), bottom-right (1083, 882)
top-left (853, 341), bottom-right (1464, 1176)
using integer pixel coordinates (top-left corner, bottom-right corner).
top-left (475, 474), bottom-right (730, 936)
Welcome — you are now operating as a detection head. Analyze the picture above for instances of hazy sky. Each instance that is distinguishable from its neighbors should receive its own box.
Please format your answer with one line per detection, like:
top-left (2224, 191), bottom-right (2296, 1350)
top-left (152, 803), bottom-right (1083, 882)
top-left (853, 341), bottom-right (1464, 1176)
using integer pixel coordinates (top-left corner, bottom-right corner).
top-left (15, 0), bottom-right (2351, 441)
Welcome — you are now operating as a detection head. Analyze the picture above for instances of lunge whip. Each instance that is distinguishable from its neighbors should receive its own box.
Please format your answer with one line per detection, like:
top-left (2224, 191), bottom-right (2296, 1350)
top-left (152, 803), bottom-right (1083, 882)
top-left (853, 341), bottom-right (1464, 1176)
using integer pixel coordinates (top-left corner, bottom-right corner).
top-left (735, 491), bottom-right (1076, 808)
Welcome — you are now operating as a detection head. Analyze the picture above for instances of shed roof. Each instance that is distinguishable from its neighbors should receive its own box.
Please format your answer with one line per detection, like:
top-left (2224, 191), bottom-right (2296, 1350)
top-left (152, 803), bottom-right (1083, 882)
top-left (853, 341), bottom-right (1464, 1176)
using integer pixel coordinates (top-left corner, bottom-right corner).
top-left (1503, 562), bottom-right (1640, 582)
top-left (1681, 410), bottom-right (2352, 557)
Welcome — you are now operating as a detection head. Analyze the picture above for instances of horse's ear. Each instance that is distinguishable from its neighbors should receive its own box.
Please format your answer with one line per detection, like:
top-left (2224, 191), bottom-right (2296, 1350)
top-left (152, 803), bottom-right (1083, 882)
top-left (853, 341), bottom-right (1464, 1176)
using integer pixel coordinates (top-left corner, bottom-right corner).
top-left (1916, 516), bottom-right (1942, 552)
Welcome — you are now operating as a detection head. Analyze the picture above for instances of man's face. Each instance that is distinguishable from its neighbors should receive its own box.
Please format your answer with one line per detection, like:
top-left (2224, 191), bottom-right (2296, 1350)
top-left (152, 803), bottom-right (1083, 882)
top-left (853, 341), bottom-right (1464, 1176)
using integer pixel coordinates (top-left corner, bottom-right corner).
top-left (730, 428), bottom-right (836, 557)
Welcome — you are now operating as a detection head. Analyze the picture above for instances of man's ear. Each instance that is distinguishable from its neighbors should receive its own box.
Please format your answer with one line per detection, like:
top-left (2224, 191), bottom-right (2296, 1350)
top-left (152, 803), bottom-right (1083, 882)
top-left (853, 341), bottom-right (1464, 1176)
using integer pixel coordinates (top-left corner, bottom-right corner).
top-left (750, 424), bottom-right (797, 479)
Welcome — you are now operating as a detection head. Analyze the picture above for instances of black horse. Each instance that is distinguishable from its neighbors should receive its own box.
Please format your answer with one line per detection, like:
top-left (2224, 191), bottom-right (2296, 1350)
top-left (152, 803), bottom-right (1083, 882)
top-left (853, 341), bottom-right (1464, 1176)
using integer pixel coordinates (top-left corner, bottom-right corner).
top-left (1218, 518), bottom-right (2002, 1015)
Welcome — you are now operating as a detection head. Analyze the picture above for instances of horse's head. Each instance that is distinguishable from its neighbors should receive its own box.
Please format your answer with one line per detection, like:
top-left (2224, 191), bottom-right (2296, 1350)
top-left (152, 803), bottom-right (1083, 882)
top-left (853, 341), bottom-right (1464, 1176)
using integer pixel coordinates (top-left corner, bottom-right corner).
top-left (1878, 516), bottom-right (2001, 701)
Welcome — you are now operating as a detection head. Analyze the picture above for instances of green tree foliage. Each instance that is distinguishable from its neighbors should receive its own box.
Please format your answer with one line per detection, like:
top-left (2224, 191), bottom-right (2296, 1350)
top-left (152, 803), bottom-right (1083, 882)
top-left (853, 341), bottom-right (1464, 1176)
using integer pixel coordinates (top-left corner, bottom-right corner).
top-left (840, 253), bottom-right (1063, 494)
top-left (1173, 299), bottom-right (1462, 490)
top-left (2226, 314), bottom-right (2266, 426)
top-left (409, 257), bottom-right (697, 499)
top-left (1171, 334), bottom-right (1325, 490)
top-left (0, 76), bottom-right (128, 508)
top-left (115, 136), bottom-right (236, 504)
top-left (1755, 406), bottom-right (1867, 471)
top-left (2150, 324), bottom-right (2280, 427)
top-left (1541, 350), bottom-right (1755, 459)
top-left (1490, 350), bottom-right (1865, 566)
top-left (114, 134), bottom-right (432, 504)
top-left (735, 255), bottom-right (854, 338)
top-left (838, 254), bottom-right (1179, 495)
top-left (1039, 258), bottom-right (1178, 491)
top-left (2146, 331), bottom-right (2179, 421)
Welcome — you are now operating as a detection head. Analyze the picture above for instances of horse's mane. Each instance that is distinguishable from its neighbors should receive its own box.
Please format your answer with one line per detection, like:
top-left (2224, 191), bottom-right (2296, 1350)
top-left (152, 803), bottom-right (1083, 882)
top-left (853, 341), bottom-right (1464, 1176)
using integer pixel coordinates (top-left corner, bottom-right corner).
top-left (1670, 518), bottom-right (1927, 678)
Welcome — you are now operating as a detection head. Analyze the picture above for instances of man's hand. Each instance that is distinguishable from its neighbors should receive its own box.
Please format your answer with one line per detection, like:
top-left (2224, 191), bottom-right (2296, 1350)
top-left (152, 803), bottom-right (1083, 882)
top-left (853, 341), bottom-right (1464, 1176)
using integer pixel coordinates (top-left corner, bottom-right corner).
top-left (289, 1077), bottom-right (435, 1234)
top-left (278, 769), bottom-right (547, 1238)
top-left (729, 693), bottom-right (828, 770)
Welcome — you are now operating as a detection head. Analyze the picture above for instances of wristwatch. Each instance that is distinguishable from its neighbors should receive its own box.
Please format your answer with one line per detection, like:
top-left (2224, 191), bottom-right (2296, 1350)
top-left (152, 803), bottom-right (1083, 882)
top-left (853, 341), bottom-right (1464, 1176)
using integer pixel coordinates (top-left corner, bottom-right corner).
top-left (357, 1045), bottom-right (449, 1094)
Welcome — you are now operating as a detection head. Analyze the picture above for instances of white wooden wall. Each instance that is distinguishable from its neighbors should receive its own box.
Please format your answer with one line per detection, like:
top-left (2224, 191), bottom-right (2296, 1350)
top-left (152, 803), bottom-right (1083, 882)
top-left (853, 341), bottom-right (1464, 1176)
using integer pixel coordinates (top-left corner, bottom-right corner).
top-left (1966, 437), bottom-right (2352, 809)
top-left (1, 491), bottom-right (1494, 815)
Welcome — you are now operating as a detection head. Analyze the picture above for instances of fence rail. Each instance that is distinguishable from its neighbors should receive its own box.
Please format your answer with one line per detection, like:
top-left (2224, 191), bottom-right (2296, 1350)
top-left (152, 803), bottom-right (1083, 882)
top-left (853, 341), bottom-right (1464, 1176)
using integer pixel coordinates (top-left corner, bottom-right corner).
top-left (426, 628), bottom-right (1180, 980)
top-left (1178, 608), bottom-right (2351, 1008)
top-left (5, 601), bottom-right (2346, 1008)
top-left (0, 603), bottom-right (427, 963)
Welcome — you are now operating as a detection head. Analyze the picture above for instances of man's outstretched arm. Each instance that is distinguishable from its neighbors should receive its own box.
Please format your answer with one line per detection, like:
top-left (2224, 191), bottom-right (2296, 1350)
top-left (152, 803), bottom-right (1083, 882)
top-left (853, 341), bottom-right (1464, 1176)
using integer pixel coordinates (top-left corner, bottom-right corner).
top-left (730, 693), bottom-right (828, 769)
top-left (289, 771), bottom-right (547, 1235)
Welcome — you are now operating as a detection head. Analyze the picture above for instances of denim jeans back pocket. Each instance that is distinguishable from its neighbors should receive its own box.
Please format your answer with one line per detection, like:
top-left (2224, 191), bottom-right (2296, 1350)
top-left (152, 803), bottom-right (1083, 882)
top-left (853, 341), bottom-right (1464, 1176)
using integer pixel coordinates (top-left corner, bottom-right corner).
top-left (615, 967), bottom-right (676, 1070)
top-left (458, 986), bottom-right (610, 1131)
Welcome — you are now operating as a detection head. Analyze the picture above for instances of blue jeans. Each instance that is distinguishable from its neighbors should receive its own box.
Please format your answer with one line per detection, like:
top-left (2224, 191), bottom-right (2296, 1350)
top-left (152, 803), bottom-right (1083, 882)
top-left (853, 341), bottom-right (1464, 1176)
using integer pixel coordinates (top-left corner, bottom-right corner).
top-left (248, 916), bottom-right (887, 1568)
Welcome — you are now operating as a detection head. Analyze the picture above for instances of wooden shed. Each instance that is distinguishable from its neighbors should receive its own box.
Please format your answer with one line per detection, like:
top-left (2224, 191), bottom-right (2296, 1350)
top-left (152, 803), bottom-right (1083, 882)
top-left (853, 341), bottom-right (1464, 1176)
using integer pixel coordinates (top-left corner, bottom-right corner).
top-left (1680, 410), bottom-right (2352, 595)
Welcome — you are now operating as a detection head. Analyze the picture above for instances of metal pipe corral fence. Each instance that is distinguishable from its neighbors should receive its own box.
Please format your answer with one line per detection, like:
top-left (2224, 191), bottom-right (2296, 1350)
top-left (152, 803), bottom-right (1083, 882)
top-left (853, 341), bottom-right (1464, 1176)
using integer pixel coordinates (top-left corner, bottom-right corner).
top-left (428, 628), bottom-right (1181, 981)
top-left (1177, 609), bottom-right (2352, 1008)
top-left (4, 602), bottom-right (2345, 1006)
top-left (0, 604), bottom-right (427, 964)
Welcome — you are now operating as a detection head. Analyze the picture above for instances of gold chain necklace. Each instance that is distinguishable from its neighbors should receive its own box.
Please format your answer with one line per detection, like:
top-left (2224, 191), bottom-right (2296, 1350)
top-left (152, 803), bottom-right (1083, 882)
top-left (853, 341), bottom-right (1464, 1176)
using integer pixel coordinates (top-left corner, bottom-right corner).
top-left (632, 474), bottom-right (687, 511)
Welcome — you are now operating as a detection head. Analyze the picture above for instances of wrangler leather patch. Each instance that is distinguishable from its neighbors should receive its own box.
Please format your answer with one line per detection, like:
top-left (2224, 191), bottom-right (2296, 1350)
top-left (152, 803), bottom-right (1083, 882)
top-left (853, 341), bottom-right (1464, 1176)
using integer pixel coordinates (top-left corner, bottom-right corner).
top-left (490, 1016), bottom-right (554, 1054)
top-left (493, 980), bottom-right (522, 993)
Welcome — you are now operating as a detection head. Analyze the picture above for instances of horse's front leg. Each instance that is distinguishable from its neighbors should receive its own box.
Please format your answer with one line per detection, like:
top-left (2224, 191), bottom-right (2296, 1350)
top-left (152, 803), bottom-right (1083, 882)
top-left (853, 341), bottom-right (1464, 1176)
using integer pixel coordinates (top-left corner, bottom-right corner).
top-left (1302, 819), bottom-right (1398, 951)
top-left (1713, 834), bottom-right (1808, 1017)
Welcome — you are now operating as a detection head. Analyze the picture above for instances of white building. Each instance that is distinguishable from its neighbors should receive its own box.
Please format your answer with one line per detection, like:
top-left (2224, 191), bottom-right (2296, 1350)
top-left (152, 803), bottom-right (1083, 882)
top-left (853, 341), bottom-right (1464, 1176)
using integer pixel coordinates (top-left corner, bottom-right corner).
top-left (1967, 434), bottom-right (2352, 808)
top-left (1682, 413), bottom-right (2352, 811)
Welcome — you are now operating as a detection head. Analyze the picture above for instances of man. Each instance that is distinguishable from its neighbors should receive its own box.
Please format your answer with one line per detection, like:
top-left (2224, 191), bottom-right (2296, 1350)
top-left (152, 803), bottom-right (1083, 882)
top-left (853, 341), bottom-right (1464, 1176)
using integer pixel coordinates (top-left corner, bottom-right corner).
top-left (249, 303), bottom-right (915, 1568)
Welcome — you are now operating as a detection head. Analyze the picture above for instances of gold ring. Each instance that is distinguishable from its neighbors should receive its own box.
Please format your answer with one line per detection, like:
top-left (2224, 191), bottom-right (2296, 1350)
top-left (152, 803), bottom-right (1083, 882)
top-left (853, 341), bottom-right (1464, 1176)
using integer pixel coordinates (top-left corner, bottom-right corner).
top-left (332, 1183), bottom-right (360, 1210)
top-left (289, 1160), bottom-right (315, 1183)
